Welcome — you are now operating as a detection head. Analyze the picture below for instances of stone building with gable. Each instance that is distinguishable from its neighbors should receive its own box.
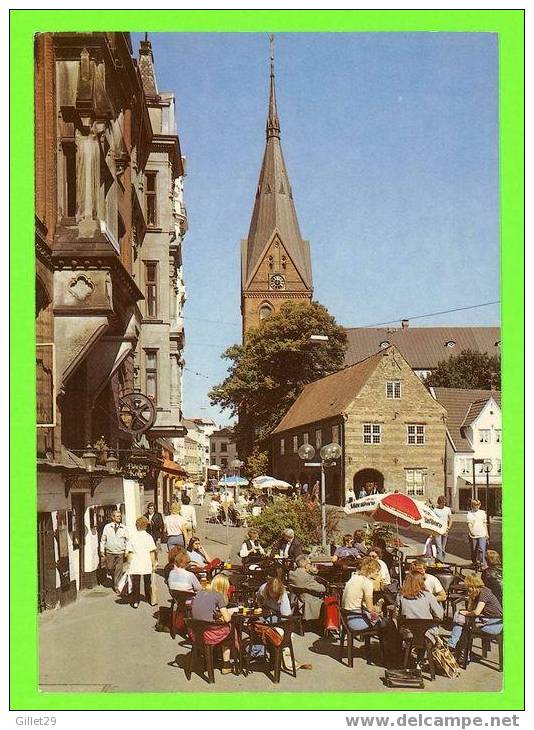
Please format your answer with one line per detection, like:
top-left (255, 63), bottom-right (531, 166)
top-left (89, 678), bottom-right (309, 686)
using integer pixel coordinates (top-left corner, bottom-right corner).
top-left (271, 346), bottom-right (447, 506)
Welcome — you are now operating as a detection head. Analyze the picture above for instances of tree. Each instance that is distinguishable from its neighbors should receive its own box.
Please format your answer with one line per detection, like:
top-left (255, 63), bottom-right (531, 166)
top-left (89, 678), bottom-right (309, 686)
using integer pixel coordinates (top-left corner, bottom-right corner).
top-left (244, 447), bottom-right (270, 480)
top-left (250, 496), bottom-right (341, 551)
top-left (209, 300), bottom-right (347, 458)
top-left (424, 349), bottom-right (501, 390)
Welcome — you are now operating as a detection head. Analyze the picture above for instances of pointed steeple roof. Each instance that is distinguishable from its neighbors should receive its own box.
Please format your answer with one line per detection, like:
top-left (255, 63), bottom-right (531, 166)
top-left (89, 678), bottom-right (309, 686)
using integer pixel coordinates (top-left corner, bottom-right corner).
top-left (138, 34), bottom-right (159, 100)
top-left (242, 39), bottom-right (313, 290)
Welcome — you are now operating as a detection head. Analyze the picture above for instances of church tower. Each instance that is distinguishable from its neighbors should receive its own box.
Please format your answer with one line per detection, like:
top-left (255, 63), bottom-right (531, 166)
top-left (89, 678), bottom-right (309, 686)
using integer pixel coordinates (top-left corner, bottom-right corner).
top-left (241, 39), bottom-right (313, 338)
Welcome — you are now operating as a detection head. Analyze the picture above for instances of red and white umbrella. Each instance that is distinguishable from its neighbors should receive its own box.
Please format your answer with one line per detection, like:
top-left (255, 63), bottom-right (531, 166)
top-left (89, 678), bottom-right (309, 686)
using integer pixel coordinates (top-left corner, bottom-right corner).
top-left (344, 492), bottom-right (447, 535)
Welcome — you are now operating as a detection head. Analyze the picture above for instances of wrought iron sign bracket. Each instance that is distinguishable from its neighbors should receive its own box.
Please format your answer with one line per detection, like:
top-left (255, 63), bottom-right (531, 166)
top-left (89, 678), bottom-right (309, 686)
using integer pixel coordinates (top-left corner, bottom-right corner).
top-left (64, 474), bottom-right (105, 499)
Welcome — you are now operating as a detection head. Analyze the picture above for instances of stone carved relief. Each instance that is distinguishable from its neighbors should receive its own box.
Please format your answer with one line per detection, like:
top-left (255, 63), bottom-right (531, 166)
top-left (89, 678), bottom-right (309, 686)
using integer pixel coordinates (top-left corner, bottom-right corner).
top-left (68, 274), bottom-right (95, 302)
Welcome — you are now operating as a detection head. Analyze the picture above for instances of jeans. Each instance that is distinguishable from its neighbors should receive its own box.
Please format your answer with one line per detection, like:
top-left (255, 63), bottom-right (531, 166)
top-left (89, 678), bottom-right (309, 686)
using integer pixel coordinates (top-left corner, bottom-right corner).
top-left (470, 537), bottom-right (488, 569)
top-left (434, 534), bottom-right (448, 562)
top-left (131, 573), bottom-right (152, 604)
top-left (347, 614), bottom-right (385, 631)
top-left (167, 534), bottom-right (185, 550)
top-left (448, 616), bottom-right (502, 648)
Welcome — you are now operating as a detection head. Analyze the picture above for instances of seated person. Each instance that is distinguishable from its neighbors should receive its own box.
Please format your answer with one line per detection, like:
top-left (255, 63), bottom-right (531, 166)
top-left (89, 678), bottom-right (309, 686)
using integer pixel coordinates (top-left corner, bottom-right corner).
top-left (410, 560), bottom-right (446, 602)
top-left (332, 533), bottom-right (362, 562)
top-left (448, 574), bottom-right (502, 652)
top-left (399, 570), bottom-right (443, 646)
top-left (367, 546), bottom-right (392, 588)
top-left (271, 528), bottom-right (303, 561)
top-left (163, 545), bottom-right (182, 582)
top-left (342, 557), bottom-right (385, 630)
top-left (167, 548), bottom-right (202, 593)
top-left (352, 530), bottom-right (369, 558)
top-left (257, 576), bottom-right (292, 617)
top-left (209, 496), bottom-right (221, 519)
top-left (288, 554), bottom-right (326, 621)
top-left (482, 549), bottom-right (503, 604)
top-left (190, 575), bottom-right (238, 675)
top-left (239, 528), bottom-right (266, 560)
top-left (187, 537), bottom-right (211, 567)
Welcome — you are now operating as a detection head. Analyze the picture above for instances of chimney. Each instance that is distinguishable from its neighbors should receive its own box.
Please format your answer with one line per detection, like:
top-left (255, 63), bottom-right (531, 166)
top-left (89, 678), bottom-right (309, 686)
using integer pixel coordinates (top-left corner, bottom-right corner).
top-left (401, 319), bottom-right (409, 329)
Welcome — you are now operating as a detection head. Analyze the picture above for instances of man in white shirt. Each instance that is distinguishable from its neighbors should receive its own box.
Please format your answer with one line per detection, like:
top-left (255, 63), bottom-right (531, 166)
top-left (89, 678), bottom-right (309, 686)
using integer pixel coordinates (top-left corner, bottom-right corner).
top-left (180, 494), bottom-right (197, 532)
top-left (410, 560), bottom-right (446, 602)
top-left (432, 495), bottom-right (453, 562)
top-left (196, 483), bottom-right (206, 506)
top-left (466, 499), bottom-right (488, 569)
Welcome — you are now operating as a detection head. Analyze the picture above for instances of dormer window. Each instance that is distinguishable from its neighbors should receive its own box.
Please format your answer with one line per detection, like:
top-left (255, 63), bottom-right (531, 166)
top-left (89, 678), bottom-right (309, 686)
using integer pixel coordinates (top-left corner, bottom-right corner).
top-left (445, 340), bottom-right (456, 348)
top-left (380, 340), bottom-right (390, 349)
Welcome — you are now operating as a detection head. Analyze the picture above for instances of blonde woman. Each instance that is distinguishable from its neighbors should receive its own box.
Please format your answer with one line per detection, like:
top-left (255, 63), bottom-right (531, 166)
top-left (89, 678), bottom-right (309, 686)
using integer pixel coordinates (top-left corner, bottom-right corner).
top-left (342, 557), bottom-right (384, 630)
top-left (164, 502), bottom-right (188, 549)
top-left (190, 575), bottom-right (237, 675)
top-left (448, 573), bottom-right (502, 649)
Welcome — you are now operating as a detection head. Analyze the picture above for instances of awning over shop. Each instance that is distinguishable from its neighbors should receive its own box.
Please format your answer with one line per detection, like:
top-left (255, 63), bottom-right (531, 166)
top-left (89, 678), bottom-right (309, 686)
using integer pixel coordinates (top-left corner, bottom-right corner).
top-left (160, 459), bottom-right (187, 477)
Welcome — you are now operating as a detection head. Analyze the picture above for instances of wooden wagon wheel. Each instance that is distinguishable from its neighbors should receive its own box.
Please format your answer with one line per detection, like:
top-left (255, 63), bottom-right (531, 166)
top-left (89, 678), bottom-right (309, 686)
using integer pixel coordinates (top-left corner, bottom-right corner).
top-left (118, 392), bottom-right (156, 436)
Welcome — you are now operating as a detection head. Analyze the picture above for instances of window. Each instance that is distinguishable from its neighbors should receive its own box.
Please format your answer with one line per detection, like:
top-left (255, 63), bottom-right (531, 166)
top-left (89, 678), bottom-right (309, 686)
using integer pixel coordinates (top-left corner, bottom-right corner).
top-left (332, 425), bottom-right (340, 444)
top-left (406, 469), bottom-right (427, 496)
top-left (211, 442), bottom-right (216, 452)
top-left (495, 429), bottom-right (502, 443)
top-left (495, 459), bottom-right (501, 474)
top-left (303, 432), bottom-right (309, 445)
top-left (220, 442), bottom-right (227, 453)
top-left (479, 429), bottom-right (491, 443)
top-left (293, 435), bottom-right (298, 453)
top-left (459, 457), bottom-right (473, 475)
top-left (363, 423), bottom-right (381, 444)
top-left (407, 424), bottom-right (425, 445)
top-left (280, 438), bottom-right (285, 456)
top-left (221, 457), bottom-right (228, 468)
top-left (63, 141), bottom-right (77, 218)
top-left (259, 303), bottom-right (273, 321)
top-left (145, 172), bottom-right (157, 226)
top-left (386, 380), bottom-right (401, 399)
top-left (315, 429), bottom-right (322, 449)
top-left (145, 350), bottom-right (158, 404)
top-left (144, 262), bottom-right (158, 318)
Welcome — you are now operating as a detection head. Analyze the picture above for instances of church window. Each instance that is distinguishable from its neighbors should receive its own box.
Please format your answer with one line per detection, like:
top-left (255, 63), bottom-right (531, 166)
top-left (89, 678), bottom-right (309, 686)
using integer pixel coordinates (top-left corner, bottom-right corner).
top-left (259, 303), bottom-right (273, 321)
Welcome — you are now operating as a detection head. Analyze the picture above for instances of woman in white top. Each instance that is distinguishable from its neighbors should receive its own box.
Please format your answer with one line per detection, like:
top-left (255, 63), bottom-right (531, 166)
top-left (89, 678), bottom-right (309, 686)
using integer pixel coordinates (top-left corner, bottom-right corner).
top-left (342, 557), bottom-right (384, 630)
top-left (164, 502), bottom-right (188, 549)
top-left (367, 547), bottom-right (391, 588)
top-left (167, 548), bottom-right (202, 593)
top-left (126, 516), bottom-right (157, 608)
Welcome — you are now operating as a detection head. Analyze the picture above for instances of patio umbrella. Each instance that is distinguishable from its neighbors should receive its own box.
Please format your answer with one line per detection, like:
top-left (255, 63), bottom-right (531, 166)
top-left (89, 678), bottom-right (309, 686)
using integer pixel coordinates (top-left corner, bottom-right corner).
top-left (217, 475), bottom-right (249, 487)
top-left (251, 475), bottom-right (292, 490)
top-left (343, 492), bottom-right (447, 581)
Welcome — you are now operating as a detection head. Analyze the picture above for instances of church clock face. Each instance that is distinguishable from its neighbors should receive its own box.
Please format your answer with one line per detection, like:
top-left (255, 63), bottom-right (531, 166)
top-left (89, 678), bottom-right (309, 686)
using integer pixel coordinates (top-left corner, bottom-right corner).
top-left (269, 273), bottom-right (286, 290)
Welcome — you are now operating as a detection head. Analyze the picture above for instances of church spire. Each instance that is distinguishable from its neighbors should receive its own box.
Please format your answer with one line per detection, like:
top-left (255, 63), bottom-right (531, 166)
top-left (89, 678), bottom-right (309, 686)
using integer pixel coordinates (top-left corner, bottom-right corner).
top-left (266, 34), bottom-right (280, 139)
top-left (138, 33), bottom-right (159, 100)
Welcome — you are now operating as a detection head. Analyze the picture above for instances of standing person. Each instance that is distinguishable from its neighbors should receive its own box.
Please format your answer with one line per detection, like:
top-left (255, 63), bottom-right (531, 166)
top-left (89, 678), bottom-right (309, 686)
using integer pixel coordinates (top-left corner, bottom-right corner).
top-left (196, 482), bottom-right (206, 506)
top-left (100, 510), bottom-right (130, 593)
top-left (345, 485), bottom-right (356, 506)
top-left (467, 499), bottom-right (489, 569)
top-left (432, 496), bottom-right (453, 562)
top-left (311, 480), bottom-right (320, 503)
top-left (180, 494), bottom-right (197, 534)
top-left (126, 516), bottom-right (157, 608)
top-left (301, 482), bottom-right (309, 498)
top-left (164, 502), bottom-right (188, 550)
top-left (358, 484), bottom-right (367, 499)
top-left (144, 502), bottom-right (164, 547)
top-left (295, 480), bottom-right (302, 497)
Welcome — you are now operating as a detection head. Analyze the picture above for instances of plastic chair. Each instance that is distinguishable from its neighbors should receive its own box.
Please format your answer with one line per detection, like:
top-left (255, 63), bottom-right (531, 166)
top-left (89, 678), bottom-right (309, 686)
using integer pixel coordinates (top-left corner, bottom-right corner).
top-left (398, 618), bottom-right (441, 681)
top-left (184, 618), bottom-right (238, 683)
top-left (245, 615), bottom-right (302, 683)
top-left (462, 623), bottom-right (503, 672)
top-left (339, 609), bottom-right (385, 667)
top-left (168, 589), bottom-right (194, 640)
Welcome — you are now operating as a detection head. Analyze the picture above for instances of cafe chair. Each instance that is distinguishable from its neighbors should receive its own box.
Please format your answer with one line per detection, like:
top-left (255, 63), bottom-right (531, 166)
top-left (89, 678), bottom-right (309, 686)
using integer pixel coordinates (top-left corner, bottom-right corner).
top-left (398, 618), bottom-right (441, 681)
top-left (339, 609), bottom-right (385, 667)
top-left (169, 589), bottom-right (194, 640)
top-left (461, 623), bottom-right (503, 672)
top-left (257, 615), bottom-right (303, 683)
top-left (184, 618), bottom-right (239, 684)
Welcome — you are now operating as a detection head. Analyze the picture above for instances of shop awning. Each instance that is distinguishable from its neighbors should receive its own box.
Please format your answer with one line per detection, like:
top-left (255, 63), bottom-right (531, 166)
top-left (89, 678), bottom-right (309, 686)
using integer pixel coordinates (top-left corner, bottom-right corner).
top-left (160, 459), bottom-right (187, 477)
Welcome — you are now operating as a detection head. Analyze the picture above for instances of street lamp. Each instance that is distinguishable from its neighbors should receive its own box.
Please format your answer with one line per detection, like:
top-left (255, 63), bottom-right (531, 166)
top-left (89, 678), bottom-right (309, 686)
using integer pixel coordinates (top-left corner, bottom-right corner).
top-left (482, 459), bottom-right (493, 538)
top-left (298, 441), bottom-right (342, 552)
top-left (105, 450), bottom-right (119, 473)
top-left (82, 445), bottom-right (98, 472)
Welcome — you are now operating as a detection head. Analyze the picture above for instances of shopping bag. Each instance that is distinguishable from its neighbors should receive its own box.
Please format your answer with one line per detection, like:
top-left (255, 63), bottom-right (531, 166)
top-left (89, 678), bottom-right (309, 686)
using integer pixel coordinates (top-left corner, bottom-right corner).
top-left (117, 571), bottom-right (132, 596)
top-left (149, 574), bottom-right (159, 606)
top-left (431, 636), bottom-right (461, 678)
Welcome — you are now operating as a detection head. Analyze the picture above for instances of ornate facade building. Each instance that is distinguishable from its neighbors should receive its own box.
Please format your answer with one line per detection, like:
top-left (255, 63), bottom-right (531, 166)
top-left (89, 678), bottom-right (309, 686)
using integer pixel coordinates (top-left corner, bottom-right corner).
top-left (133, 37), bottom-right (188, 511)
top-left (240, 52), bottom-right (313, 338)
top-left (34, 32), bottom-right (186, 611)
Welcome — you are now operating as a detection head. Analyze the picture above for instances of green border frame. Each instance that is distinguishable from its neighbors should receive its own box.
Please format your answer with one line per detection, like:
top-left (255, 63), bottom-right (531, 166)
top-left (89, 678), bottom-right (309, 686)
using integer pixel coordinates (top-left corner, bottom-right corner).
top-left (10, 9), bottom-right (524, 711)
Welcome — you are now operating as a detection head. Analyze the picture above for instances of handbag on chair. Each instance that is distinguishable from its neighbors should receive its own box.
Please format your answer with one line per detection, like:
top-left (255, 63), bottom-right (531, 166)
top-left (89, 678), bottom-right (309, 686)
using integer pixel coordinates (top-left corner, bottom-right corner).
top-left (323, 595), bottom-right (341, 631)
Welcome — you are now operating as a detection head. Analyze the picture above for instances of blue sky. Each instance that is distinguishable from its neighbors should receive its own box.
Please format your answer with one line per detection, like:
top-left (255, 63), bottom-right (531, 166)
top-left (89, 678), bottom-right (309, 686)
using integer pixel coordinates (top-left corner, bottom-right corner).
top-left (132, 32), bottom-right (500, 427)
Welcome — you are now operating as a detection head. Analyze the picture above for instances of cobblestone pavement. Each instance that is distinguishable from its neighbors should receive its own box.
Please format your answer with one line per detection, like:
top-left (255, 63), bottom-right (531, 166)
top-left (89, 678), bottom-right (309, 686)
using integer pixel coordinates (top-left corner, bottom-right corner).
top-left (39, 498), bottom-right (502, 694)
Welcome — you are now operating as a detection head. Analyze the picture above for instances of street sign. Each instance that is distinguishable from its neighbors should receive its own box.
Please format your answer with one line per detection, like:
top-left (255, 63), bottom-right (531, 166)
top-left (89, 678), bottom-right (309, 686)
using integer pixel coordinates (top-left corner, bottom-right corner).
top-left (304, 462), bottom-right (321, 467)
